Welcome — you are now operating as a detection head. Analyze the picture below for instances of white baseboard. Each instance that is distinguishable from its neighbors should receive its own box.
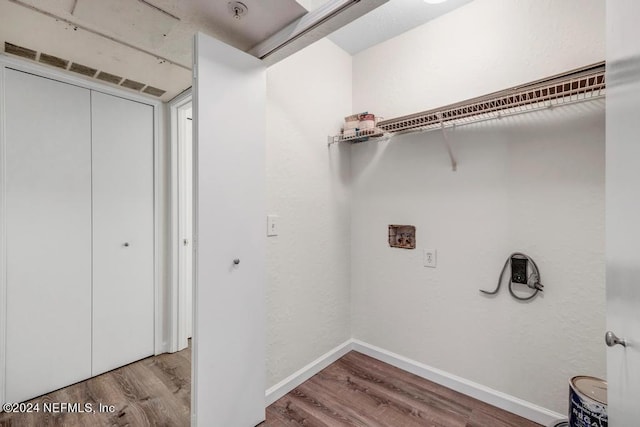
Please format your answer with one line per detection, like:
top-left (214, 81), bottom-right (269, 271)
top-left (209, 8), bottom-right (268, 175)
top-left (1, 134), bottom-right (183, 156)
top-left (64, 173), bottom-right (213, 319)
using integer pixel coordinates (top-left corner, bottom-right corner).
top-left (265, 339), bottom-right (354, 406)
top-left (351, 339), bottom-right (565, 426)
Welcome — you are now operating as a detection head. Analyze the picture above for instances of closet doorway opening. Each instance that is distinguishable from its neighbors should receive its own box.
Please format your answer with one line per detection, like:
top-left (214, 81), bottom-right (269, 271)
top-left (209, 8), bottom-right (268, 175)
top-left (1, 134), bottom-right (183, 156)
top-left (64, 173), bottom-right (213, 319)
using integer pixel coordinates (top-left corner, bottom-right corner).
top-left (171, 92), bottom-right (194, 352)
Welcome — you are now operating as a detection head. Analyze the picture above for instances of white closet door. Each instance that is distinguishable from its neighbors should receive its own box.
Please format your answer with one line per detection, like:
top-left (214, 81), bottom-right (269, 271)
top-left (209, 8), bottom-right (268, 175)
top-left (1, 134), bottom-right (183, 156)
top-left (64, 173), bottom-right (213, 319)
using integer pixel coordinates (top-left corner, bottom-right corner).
top-left (91, 91), bottom-right (154, 376)
top-left (194, 32), bottom-right (266, 427)
top-left (606, 1), bottom-right (640, 422)
top-left (5, 69), bottom-right (92, 403)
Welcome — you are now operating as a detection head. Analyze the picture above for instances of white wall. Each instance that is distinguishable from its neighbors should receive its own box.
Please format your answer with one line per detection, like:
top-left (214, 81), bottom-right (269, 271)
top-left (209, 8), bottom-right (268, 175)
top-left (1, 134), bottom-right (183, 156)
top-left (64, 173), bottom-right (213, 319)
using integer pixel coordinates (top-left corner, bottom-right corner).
top-left (354, 0), bottom-right (605, 119)
top-left (350, 0), bottom-right (606, 414)
top-left (265, 39), bottom-right (353, 387)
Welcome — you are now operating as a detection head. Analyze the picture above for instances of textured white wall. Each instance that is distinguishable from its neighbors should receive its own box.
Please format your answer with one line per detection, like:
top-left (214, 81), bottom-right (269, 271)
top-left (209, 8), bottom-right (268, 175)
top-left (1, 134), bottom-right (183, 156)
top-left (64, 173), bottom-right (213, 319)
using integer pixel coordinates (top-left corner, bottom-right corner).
top-left (354, 0), bottom-right (605, 119)
top-left (350, 0), bottom-right (606, 414)
top-left (265, 39), bottom-right (353, 388)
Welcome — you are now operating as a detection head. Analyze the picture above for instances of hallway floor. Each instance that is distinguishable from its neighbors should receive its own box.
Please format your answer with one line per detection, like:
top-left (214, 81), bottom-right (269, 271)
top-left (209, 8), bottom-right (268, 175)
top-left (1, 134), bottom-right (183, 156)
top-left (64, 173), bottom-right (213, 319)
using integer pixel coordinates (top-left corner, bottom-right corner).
top-left (0, 347), bottom-right (543, 426)
top-left (0, 345), bottom-right (191, 427)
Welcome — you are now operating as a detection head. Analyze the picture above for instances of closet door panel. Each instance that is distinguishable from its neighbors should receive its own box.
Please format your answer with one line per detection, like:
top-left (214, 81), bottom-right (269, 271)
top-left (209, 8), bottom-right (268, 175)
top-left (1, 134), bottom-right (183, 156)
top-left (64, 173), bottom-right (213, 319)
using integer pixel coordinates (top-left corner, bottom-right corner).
top-left (194, 32), bottom-right (266, 426)
top-left (91, 91), bottom-right (154, 376)
top-left (4, 69), bottom-right (92, 403)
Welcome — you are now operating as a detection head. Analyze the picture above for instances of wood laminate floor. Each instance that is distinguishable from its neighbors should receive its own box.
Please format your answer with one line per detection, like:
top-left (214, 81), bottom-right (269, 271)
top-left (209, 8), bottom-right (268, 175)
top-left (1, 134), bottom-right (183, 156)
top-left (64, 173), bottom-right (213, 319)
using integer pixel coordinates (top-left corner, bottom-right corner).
top-left (264, 352), bottom-right (543, 427)
top-left (1, 348), bottom-right (543, 427)
top-left (0, 344), bottom-right (191, 427)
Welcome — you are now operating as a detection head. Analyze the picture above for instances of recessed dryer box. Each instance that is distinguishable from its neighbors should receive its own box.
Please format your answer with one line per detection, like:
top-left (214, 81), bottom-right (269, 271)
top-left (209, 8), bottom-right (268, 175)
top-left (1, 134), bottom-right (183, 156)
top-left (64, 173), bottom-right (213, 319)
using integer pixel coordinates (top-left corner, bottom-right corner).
top-left (388, 225), bottom-right (416, 249)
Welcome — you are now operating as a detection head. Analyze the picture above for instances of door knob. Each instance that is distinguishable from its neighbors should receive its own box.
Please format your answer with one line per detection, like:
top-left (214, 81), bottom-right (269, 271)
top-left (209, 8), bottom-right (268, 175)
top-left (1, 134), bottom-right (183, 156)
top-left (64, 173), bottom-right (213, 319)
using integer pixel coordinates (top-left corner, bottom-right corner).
top-left (605, 331), bottom-right (627, 347)
top-left (123, 242), bottom-right (130, 247)
top-left (233, 258), bottom-right (240, 265)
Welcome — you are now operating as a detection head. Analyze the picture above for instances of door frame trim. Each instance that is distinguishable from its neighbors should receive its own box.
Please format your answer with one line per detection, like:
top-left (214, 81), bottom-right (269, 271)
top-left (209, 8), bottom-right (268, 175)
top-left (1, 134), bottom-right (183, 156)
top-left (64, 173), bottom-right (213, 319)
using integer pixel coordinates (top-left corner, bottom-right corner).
top-left (167, 89), bottom-right (193, 353)
top-left (0, 63), bottom-right (6, 408)
top-left (0, 54), bottom-right (165, 405)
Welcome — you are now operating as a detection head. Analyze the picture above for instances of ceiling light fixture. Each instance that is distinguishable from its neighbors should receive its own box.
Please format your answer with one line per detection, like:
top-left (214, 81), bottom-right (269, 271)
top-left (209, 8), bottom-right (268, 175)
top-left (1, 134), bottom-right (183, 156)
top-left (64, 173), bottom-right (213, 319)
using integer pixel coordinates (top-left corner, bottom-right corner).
top-left (424, 0), bottom-right (449, 4)
top-left (228, 1), bottom-right (248, 20)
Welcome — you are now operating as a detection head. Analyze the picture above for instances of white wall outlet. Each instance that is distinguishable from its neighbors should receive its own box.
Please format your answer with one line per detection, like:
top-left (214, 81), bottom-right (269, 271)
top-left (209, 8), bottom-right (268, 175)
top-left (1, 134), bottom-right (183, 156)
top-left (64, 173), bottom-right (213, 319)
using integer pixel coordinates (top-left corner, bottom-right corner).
top-left (267, 215), bottom-right (279, 237)
top-left (424, 249), bottom-right (437, 268)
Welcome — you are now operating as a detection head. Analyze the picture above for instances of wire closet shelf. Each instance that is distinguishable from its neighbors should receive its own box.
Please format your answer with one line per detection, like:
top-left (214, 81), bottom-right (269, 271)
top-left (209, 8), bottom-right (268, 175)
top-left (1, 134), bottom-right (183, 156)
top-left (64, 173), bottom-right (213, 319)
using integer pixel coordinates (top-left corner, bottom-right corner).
top-left (329, 61), bottom-right (605, 145)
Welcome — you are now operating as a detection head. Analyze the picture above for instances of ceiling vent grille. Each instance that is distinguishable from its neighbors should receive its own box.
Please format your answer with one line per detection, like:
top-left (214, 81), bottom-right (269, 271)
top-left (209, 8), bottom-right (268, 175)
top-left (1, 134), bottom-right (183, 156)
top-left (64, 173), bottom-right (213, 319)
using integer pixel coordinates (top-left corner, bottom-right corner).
top-left (4, 42), bottom-right (37, 60)
top-left (3, 41), bottom-right (167, 98)
top-left (142, 86), bottom-right (166, 97)
top-left (121, 79), bottom-right (145, 91)
top-left (38, 53), bottom-right (69, 69)
top-left (69, 62), bottom-right (98, 78)
top-left (96, 71), bottom-right (123, 85)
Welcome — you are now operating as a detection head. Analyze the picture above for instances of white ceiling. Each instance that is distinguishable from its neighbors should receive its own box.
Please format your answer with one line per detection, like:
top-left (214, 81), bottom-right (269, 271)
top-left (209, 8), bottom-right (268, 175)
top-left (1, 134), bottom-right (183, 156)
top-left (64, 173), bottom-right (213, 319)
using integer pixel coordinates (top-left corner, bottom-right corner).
top-left (326, 0), bottom-right (475, 55)
top-left (0, 0), bottom-right (473, 102)
top-left (0, 0), bottom-right (307, 101)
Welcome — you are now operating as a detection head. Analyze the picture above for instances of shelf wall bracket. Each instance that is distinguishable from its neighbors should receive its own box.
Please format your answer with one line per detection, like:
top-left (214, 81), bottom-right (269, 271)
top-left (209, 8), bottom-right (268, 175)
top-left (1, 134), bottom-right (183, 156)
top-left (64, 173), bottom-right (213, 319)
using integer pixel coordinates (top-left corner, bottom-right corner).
top-left (440, 122), bottom-right (457, 172)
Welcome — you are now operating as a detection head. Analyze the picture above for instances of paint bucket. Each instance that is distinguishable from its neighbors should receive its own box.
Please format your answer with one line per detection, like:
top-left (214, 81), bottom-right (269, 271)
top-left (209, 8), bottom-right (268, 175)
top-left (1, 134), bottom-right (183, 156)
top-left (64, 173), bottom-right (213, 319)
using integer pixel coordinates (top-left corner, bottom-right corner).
top-left (358, 114), bottom-right (376, 130)
top-left (569, 376), bottom-right (607, 427)
top-left (549, 420), bottom-right (568, 427)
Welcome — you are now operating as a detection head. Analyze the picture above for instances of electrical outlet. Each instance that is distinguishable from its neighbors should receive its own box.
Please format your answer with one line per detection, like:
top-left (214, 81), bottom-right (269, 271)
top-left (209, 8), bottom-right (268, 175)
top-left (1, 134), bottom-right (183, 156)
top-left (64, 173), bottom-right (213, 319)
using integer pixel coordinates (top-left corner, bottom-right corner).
top-left (511, 256), bottom-right (527, 284)
top-left (424, 249), bottom-right (437, 268)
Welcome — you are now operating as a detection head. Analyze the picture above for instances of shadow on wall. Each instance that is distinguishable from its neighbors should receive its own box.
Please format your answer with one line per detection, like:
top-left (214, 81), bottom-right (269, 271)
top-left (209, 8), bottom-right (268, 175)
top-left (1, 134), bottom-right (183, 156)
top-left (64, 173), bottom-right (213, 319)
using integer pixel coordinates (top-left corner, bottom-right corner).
top-left (344, 136), bottom-right (394, 186)
top-left (328, 137), bottom-right (352, 187)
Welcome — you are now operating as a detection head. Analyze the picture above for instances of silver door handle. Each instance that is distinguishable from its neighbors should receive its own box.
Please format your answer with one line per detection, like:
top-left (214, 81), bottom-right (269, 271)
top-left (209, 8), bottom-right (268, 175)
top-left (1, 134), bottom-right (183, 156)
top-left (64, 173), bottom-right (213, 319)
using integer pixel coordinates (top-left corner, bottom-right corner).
top-left (605, 331), bottom-right (627, 347)
top-left (233, 259), bottom-right (240, 265)
top-left (123, 242), bottom-right (130, 247)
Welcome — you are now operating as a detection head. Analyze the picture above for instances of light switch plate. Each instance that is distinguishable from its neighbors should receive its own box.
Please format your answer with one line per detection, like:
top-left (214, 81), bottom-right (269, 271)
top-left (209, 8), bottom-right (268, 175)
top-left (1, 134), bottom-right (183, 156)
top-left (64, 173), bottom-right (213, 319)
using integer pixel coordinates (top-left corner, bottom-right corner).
top-left (424, 249), bottom-right (437, 268)
top-left (267, 215), bottom-right (279, 237)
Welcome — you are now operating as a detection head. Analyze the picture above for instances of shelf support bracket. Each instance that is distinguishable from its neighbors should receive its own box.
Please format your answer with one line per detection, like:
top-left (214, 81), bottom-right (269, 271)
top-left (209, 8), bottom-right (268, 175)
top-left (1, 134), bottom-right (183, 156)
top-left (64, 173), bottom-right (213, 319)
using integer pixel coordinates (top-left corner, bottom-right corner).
top-left (440, 123), bottom-right (457, 172)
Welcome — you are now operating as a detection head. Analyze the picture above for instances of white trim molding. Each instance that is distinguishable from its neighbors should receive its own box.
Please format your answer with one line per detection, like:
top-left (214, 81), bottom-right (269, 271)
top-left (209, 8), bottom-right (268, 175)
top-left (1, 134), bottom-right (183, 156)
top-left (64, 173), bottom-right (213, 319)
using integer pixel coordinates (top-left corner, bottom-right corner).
top-left (265, 339), bottom-right (565, 426)
top-left (167, 89), bottom-right (192, 354)
top-left (152, 89), bottom-right (166, 356)
top-left (0, 63), bottom-right (6, 407)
